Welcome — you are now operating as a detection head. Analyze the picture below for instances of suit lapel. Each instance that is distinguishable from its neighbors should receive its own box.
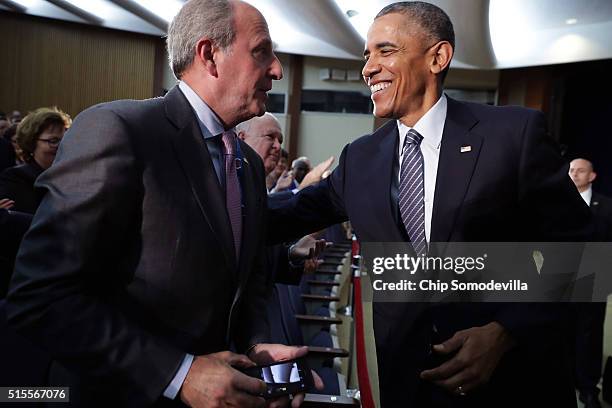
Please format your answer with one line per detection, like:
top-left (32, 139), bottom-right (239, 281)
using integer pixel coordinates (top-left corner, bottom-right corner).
top-left (590, 193), bottom-right (600, 215)
top-left (236, 147), bottom-right (259, 287)
top-left (165, 86), bottom-right (237, 271)
top-left (369, 121), bottom-right (407, 242)
top-left (431, 97), bottom-right (482, 243)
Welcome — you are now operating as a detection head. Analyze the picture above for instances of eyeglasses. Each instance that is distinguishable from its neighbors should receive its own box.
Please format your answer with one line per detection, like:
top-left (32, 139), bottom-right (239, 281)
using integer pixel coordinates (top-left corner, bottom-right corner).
top-left (38, 138), bottom-right (62, 147)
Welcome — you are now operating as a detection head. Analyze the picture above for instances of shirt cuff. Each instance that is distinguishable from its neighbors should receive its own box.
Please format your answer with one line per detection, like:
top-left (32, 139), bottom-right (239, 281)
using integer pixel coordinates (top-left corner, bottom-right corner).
top-left (163, 353), bottom-right (194, 400)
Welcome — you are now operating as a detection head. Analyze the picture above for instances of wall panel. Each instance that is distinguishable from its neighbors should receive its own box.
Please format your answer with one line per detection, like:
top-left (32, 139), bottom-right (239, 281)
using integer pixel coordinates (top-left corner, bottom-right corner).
top-left (0, 12), bottom-right (159, 118)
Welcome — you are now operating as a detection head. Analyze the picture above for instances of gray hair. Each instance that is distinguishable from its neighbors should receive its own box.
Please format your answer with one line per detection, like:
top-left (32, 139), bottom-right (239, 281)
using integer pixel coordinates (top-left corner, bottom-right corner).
top-left (376, 1), bottom-right (454, 80)
top-left (167, 0), bottom-right (236, 79)
top-left (236, 112), bottom-right (280, 135)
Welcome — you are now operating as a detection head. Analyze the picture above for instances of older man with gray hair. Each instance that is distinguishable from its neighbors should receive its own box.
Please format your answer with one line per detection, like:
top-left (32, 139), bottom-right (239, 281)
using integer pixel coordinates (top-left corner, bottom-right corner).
top-left (237, 112), bottom-right (283, 175)
top-left (6, 1), bottom-right (315, 407)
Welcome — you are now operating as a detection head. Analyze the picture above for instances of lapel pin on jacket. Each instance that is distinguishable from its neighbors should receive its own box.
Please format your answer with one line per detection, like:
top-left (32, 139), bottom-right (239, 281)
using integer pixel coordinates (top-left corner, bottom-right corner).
top-left (460, 145), bottom-right (472, 153)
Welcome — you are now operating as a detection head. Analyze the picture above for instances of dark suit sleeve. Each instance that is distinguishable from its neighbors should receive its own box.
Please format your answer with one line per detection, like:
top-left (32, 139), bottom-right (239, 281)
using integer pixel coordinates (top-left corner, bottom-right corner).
top-left (267, 144), bottom-right (349, 244)
top-left (6, 107), bottom-right (184, 405)
top-left (494, 109), bottom-right (592, 347)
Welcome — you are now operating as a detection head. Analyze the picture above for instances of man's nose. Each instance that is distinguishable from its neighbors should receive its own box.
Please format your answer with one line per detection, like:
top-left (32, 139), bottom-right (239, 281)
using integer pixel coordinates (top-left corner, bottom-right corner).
top-left (270, 54), bottom-right (283, 80)
top-left (362, 58), bottom-right (379, 85)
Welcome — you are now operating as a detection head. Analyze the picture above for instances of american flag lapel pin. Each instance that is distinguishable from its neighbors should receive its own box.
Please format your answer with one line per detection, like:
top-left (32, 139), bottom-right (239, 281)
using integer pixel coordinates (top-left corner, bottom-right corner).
top-left (460, 145), bottom-right (472, 153)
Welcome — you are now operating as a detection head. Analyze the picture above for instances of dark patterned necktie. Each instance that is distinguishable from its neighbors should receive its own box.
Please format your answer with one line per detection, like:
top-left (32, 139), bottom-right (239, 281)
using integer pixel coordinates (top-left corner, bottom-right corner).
top-left (398, 129), bottom-right (427, 256)
top-left (221, 130), bottom-right (242, 259)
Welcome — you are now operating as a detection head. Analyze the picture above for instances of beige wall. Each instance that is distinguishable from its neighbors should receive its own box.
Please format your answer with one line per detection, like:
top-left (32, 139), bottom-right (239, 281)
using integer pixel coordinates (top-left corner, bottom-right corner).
top-left (297, 112), bottom-right (374, 167)
top-left (0, 12), bottom-right (160, 118)
top-left (303, 56), bottom-right (369, 93)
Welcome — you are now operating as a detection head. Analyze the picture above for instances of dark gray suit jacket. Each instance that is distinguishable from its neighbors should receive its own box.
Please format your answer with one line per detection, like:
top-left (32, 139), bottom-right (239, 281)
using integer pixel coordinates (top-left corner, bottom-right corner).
top-left (6, 86), bottom-right (271, 406)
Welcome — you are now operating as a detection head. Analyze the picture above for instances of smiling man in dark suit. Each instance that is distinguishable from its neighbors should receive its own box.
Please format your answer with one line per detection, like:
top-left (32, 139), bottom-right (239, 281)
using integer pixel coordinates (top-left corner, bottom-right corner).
top-left (269, 2), bottom-right (591, 407)
top-left (5, 1), bottom-right (314, 407)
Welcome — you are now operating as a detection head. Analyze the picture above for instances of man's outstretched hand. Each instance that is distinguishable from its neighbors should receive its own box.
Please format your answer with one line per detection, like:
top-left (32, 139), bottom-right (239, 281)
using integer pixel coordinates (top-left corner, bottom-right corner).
top-left (180, 351), bottom-right (266, 408)
top-left (298, 157), bottom-right (334, 190)
top-left (249, 344), bottom-right (324, 408)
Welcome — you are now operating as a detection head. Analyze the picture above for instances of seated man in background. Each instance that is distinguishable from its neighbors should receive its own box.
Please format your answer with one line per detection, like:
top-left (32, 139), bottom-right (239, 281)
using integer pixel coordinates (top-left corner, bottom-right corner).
top-left (7, 0), bottom-right (317, 407)
top-left (267, 148), bottom-right (290, 191)
top-left (0, 114), bottom-right (10, 138)
top-left (238, 112), bottom-right (326, 283)
top-left (291, 156), bottom-right (311, 185)
top-left (9, 110), bottom-right (22, 125)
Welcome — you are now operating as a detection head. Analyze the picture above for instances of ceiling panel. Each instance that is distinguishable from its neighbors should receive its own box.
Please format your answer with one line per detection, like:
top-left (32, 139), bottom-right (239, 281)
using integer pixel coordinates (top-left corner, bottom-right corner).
top-left (2, 0), bottom-right (612, 69)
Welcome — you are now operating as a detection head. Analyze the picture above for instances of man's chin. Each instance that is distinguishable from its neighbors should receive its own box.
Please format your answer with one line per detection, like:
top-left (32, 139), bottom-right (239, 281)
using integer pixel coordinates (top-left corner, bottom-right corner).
top-left (373, 107), bottom-right (393, 119)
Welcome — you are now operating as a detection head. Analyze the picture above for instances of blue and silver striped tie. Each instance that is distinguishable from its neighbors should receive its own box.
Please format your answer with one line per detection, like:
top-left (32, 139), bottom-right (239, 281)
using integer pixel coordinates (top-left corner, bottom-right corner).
top-left (398, 129), bottom-right (427, 256)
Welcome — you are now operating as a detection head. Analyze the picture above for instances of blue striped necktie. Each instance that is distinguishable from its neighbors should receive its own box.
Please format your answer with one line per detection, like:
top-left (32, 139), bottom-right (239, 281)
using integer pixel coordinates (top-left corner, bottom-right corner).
top-left (398, 129), bottom-right (427, 256)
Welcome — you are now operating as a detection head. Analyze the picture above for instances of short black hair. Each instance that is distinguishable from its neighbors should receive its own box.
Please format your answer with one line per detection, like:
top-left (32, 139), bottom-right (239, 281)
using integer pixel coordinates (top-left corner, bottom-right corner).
top-left (376, 1), bottom-right (455, 81)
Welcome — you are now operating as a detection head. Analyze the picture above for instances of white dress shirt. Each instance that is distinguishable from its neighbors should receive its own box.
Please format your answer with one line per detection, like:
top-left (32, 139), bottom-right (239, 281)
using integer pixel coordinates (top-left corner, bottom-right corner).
top-left (580, 186), bottom-right (593, 207)
top-left (397, 94), bottom-right (447, 243)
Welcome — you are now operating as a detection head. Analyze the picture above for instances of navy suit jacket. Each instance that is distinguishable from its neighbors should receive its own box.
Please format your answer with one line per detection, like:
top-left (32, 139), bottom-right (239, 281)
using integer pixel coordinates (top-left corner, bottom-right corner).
top-left (590, 191), bottom-right (612, 240)
top-left (269, 97), bottom-right (591, 407)
top-left (6, 86), bottom-right (271, 406)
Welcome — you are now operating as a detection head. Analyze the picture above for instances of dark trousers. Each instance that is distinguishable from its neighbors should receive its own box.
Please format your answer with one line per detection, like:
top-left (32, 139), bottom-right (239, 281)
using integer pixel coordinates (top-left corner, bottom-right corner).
top-left (574, 302), bottom-right (607, 396)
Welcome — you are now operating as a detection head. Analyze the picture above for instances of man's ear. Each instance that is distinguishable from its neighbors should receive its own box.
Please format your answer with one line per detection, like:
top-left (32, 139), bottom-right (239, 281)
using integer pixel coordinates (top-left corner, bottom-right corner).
top-left (429, 41), bottom-right (453, 76)
top-left (589, 171), bottom-right (597, 184)
top-left (195, 38), bottom-right (218, 77)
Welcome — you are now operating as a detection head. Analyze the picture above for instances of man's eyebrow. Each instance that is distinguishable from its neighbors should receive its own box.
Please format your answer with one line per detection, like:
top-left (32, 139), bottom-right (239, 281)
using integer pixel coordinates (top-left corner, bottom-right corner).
top-left (364, 41), bottom-right (398, 57)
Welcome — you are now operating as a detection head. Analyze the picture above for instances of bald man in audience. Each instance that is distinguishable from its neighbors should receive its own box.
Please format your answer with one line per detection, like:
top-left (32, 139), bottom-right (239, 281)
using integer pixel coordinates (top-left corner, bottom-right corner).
top-left (238, 112), bottom-right (325, 282)
top-left (237, 112), bottom-right (282, 175)
top-left (569, 158), bottom-right (611, 408)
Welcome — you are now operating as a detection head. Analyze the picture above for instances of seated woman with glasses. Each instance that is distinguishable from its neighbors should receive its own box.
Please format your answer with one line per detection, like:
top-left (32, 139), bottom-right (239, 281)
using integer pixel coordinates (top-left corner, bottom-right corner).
top-left (0, 107), bottom-right (71, 214)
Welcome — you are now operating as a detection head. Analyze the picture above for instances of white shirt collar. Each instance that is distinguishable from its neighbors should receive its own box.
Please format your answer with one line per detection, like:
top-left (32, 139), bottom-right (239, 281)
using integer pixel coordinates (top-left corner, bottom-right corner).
top-left (580, 186), bottom-right (593, 206)
top-left (178, 81), bottom-right (228, 138)
top-left (397, 94), bottom-right (447, 151)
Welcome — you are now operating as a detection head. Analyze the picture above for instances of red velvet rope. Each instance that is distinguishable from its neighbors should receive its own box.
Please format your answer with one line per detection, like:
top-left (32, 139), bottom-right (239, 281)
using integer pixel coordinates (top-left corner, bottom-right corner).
top-left (352, 238), bottom-right (375, 408)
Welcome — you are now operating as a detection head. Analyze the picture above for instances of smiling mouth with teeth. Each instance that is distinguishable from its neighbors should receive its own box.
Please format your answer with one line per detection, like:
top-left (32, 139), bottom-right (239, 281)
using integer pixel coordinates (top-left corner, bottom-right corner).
top-left (370, 82), bottom-right (391, 94)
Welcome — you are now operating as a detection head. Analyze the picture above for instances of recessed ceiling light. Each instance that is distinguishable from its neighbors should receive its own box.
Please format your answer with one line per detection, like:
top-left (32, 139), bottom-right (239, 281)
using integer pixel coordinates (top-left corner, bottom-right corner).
top-left (566, 18), bottom-right (578, 25)
top-left (346, 9), bottom-right (359, 18)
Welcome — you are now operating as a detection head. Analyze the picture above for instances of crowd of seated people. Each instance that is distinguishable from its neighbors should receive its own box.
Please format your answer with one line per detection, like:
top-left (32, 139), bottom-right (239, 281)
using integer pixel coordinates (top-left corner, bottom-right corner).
top-left (0, 107), bottom-right (71, 296)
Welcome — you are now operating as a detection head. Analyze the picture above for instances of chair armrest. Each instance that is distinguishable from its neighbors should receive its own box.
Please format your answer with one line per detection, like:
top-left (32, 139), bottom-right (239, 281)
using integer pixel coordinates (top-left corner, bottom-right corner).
top-left (323, 254), bottom-right (346, 260)
top-left (307, 346), bottom-right (349, 358)
top-left (307, 280), bottom-right (340, 287)
top-left (295, 314), bottom-right (342, 325)
top-left (314, 270), bottom-right (342, 276)
top-left (301, 294), bottom-right (340, 302)
top-left (321, 260), bottom-right (344, 267)
top-left (302, 394), bottom-right (360, 407)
